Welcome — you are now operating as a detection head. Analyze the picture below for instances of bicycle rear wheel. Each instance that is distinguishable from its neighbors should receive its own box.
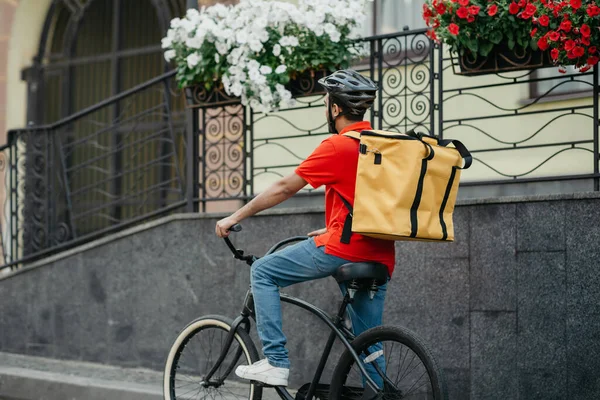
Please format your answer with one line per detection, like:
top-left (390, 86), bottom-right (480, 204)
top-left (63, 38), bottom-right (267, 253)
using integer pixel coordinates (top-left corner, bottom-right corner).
top-left (329, 326), bottom-right (447, 400)
top-left (163, 315), bottom-right (262, 400)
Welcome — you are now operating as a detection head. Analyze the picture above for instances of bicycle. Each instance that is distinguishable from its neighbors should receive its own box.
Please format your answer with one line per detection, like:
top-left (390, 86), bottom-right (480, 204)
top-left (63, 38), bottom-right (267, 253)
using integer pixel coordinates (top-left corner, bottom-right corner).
top-left (163, 225), bottom-right (448, 400)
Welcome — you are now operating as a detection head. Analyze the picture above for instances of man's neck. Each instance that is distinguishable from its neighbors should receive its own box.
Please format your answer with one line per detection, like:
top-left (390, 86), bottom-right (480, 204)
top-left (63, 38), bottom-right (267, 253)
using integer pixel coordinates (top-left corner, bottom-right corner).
top-left (335, 119), bottom-right (358, 134)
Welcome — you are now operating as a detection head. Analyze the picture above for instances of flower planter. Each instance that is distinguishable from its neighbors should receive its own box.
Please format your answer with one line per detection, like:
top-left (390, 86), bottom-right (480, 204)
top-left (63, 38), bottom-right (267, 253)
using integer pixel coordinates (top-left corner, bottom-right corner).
top-left (184, 84), bottom-right (240, 109)
top-left (287, 69), bottom-right (330, 98)
top-left (185, 68), bottom-right (330, 108)
top-left (451, 45), bottom-right (554, 76)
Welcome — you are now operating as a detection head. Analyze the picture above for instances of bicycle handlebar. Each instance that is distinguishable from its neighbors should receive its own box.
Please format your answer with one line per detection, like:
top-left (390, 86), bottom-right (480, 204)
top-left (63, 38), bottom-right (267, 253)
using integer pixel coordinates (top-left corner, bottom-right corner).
top-left (223, 224), bottom-right (308, 265)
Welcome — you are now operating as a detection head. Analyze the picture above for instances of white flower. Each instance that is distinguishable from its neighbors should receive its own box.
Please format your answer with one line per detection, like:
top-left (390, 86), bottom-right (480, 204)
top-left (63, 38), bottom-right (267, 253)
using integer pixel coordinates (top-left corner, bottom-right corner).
top-left (179, 19), bottom-right (195, 35)
top-left (185, 36), bottom-right (203, 49)
top-left (230, 82), bottom-right (244, 96)
top-left (215, 53), bottom-right (220, 63)
top-left (236, 31), bottom-right (248, 44)
top-left (329, 30), bottom-right (341, 42)
top-left (161, 36), bottom-right (172, 49)
top-left (216, 42), bottom-right (229, 55)
top-left (275, 65), bottom-right (287, 74)
top-left (186, 8), bottom-right (201, 24)
top-left (247, 60), bottom-right (260, 71)
top-left (260, 66), bottom-right (273, 75)
top-left (279, 36), bottom-right (299, 47)
top-left (248, 69), bottom-right (261, 82)
top-left (187, 53), bottom-right (201, 68)
top-left (164, 49), bottom-right (176, 62)
top-left (249, 40), bottom-right (263, 53)
top-left (273, 44), bottom-right (281, 57)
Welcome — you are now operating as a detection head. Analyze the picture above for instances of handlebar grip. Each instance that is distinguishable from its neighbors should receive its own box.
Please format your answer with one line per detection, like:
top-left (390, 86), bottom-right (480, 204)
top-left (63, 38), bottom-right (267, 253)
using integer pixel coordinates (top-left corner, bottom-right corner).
top-left (229, 224), bottom-right (242, 232)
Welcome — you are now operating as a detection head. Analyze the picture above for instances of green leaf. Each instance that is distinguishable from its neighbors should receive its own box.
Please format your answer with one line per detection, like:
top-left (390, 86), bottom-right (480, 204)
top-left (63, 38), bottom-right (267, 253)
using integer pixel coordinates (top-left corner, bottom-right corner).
top-left (479, 42), bottom-right (494, 57)
top-left (489, 31), bottom-right (503, 45)
top-left (467, 39), bottom-right (479, 54)
top-left (530, 38), bottom-right (539, 51)
top-left (508, 38), bottom-right (516, 50)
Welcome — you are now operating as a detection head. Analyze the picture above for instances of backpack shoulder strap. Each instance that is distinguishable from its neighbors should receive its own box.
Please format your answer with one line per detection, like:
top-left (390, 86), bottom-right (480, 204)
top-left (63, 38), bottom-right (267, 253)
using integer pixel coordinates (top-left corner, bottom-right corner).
top-left (342, 130), bottom-right (361, 140)
top-left (336, 191), bottom-right (354, 244)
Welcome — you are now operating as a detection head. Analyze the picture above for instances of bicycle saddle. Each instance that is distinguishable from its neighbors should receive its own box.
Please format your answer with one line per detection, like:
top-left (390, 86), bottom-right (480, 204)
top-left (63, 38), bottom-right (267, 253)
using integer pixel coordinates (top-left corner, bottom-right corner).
top-left (332, 262), bottom-right (388, 285)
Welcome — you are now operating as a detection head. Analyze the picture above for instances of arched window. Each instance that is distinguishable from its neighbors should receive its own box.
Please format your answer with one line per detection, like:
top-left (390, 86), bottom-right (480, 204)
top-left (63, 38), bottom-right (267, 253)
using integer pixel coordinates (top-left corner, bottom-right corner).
top-left (34, 0), bottom-right (186, 123)
top-left (19, 0), bottom-right (187, 251)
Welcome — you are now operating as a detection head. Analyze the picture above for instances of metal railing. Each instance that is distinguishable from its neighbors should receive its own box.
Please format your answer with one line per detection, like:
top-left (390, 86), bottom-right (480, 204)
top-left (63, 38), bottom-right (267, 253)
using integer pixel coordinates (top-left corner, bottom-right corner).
top-left (1, 29), bottom-right (598, 270)
top-left (2, 71), bottom-right (187, 270)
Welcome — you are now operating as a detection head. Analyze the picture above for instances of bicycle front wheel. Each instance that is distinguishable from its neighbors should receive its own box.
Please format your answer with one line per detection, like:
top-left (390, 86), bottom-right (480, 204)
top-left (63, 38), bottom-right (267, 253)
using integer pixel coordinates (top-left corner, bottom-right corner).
top-left (163, 315), bottom-right (262, 400)
top-left (329, 326), bottom-right (447, 400)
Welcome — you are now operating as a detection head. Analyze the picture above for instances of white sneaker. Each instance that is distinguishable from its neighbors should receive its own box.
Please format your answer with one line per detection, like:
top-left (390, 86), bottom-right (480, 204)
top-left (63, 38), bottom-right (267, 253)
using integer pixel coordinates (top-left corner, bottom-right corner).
top-left (235, 359), bottom-right (289, 387)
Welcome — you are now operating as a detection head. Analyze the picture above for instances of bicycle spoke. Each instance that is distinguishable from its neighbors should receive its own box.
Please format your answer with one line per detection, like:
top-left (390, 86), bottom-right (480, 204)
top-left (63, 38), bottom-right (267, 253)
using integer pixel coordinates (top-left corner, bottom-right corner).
top-left (403, 370), bottom-right (430, 396)
top-left (169, 323), bottom-right (256, 400)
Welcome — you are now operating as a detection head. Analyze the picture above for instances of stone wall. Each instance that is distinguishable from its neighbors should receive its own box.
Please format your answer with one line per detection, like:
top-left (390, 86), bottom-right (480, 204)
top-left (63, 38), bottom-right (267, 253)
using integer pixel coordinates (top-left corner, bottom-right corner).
top-left (1, 193), bottom-right (599, 399)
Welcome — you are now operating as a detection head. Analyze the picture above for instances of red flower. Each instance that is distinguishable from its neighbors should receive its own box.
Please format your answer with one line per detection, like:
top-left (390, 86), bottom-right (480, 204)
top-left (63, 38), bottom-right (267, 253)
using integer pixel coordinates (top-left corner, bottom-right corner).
top-left (564, 39), bottom-right (576, 51)
top-left (525, 3), bottom-right (537, 15)
top-left (488, 4), bottom-right (498, 16)
top-left (573, 46), bottom-right (585, 58)
top-left (458, 0), bottom-right (469, 6)
top-left (538, 36), bottom-right (550, 51)
top-left (551, 48), bottom-right (560, 60)
top-left (580, 65), bottom-right (592, 73)
top-left (582, 36), bottom-right (591, 46)
top-left (567, 51), bottom-right (577, 59)
top-left (448, 23), bottom-right (460, 35)
top-left (433, 19), bottom-right (441, 28)
top-left (588, 56), bottom-right (600, 66)
top-left (469, 5), bottom-right (481, 14)
top-left (518, 0), bottom-right (526, 7)
top-left (570, 0), bottom-right (581, 9)
top-left (538, 15), bottom-right (550, 26)
top-left (580, 24), bottom-right (591, 37)
top-left (509, 2), bottom-right (520, 14)
top-left (559, 67), bottom-right (567, 73)
top-left (435, 3), bottom-right (447, 14)
top-left (560, 20), bottom-right (572, 32)
top-left (426, 29), bottom-right (438, 41)
top-left (587, 5), bottom-right (600, 17)
top-left (531, 28), bottom-right (538, 38)
top-left (423, 4), bottom-right (434, 19)
top-left (589, 46), bottom-right (597, 54)
top-left (457, 6), bottom-right (469, 18)
top-left (549, 31), bottom-right (560, 41)
top-left (467, 14), bottom-right (475, 22)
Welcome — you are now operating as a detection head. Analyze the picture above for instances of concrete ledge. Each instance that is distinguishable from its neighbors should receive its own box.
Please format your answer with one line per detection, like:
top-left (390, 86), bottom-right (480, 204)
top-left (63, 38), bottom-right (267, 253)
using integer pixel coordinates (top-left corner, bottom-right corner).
top-left (0, 353), bottom-right (162, 400)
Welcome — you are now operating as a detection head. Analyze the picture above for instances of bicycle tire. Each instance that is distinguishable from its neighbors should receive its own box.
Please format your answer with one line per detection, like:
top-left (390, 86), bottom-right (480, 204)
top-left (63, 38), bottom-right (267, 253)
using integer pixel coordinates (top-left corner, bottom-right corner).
top-left (329, 325), bottom-right (447, 400)
top-left (163, 315), bottom-right (263, 400)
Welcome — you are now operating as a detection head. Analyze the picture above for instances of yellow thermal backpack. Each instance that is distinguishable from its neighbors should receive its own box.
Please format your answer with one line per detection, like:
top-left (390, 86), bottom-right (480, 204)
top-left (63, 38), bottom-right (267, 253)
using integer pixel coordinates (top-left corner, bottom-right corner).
top-left (339, 129), bottom-right (472, 243)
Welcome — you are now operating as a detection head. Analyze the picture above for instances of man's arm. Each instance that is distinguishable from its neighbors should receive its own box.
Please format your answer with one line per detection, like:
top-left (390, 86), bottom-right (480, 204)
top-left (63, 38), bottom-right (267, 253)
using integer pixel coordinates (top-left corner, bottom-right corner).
top-left (215, 173), bottom-right (308, 237)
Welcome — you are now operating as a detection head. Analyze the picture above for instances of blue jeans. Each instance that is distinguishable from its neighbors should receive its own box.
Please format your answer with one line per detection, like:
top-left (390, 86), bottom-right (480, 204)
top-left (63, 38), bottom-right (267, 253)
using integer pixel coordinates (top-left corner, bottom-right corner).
top-left (250, 237), bottom-right (387, 383)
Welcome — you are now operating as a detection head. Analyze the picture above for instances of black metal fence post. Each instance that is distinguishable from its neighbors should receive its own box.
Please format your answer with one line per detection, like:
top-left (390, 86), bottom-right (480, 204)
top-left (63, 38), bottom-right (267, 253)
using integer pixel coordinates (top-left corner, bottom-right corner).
top-left (185, 107), bottom-right (198, 212)
top-left (594, 64), bottom-right (599, 191)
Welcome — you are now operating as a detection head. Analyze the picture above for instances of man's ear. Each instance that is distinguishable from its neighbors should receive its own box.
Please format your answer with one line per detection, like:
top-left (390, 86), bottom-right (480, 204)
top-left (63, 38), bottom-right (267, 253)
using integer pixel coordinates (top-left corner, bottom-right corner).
top-left (331, 102), bottom-right (341, 117)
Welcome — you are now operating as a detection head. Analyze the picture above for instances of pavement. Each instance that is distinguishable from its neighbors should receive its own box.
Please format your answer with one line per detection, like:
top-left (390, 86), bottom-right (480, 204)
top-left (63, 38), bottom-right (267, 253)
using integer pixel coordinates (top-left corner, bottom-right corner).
top-left (0, 352), bottom-right (288, 400)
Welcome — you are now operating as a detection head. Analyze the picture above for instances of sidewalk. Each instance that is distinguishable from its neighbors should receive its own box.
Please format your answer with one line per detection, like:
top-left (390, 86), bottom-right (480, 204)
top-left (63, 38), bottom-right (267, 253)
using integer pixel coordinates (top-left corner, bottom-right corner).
top-left (0, 352), bottom-right (285, 400)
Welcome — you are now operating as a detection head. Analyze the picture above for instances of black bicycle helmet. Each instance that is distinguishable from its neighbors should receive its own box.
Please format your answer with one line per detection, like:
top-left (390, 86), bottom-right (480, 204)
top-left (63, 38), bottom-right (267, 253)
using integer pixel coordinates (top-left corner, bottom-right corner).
top-left (318, 69), bottom-right (378, 116)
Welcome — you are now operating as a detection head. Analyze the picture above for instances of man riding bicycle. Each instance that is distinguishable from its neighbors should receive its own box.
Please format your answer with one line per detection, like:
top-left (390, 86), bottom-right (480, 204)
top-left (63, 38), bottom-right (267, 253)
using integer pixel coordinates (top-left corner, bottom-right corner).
top-left (215, 70), bottom-right (395, 387)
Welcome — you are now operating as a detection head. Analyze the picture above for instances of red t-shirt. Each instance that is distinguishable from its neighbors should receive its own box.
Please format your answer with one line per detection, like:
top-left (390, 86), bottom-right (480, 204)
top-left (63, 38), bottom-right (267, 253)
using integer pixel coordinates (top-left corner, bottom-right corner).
top-left (295, 121), bottom-right (396, 276)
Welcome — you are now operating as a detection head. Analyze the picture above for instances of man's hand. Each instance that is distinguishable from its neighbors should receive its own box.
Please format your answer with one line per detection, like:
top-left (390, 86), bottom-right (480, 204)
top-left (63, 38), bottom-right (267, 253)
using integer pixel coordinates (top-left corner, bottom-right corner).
top-left (307, 228), bottom-right (327, 237)
top-left (216, 216), bottom-right (239, 238)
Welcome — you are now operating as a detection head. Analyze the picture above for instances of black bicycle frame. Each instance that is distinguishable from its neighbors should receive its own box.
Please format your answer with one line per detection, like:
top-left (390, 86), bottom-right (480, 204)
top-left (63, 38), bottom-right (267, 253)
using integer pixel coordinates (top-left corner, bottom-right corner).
top-left (203, 289), bottom-right (381, 400)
